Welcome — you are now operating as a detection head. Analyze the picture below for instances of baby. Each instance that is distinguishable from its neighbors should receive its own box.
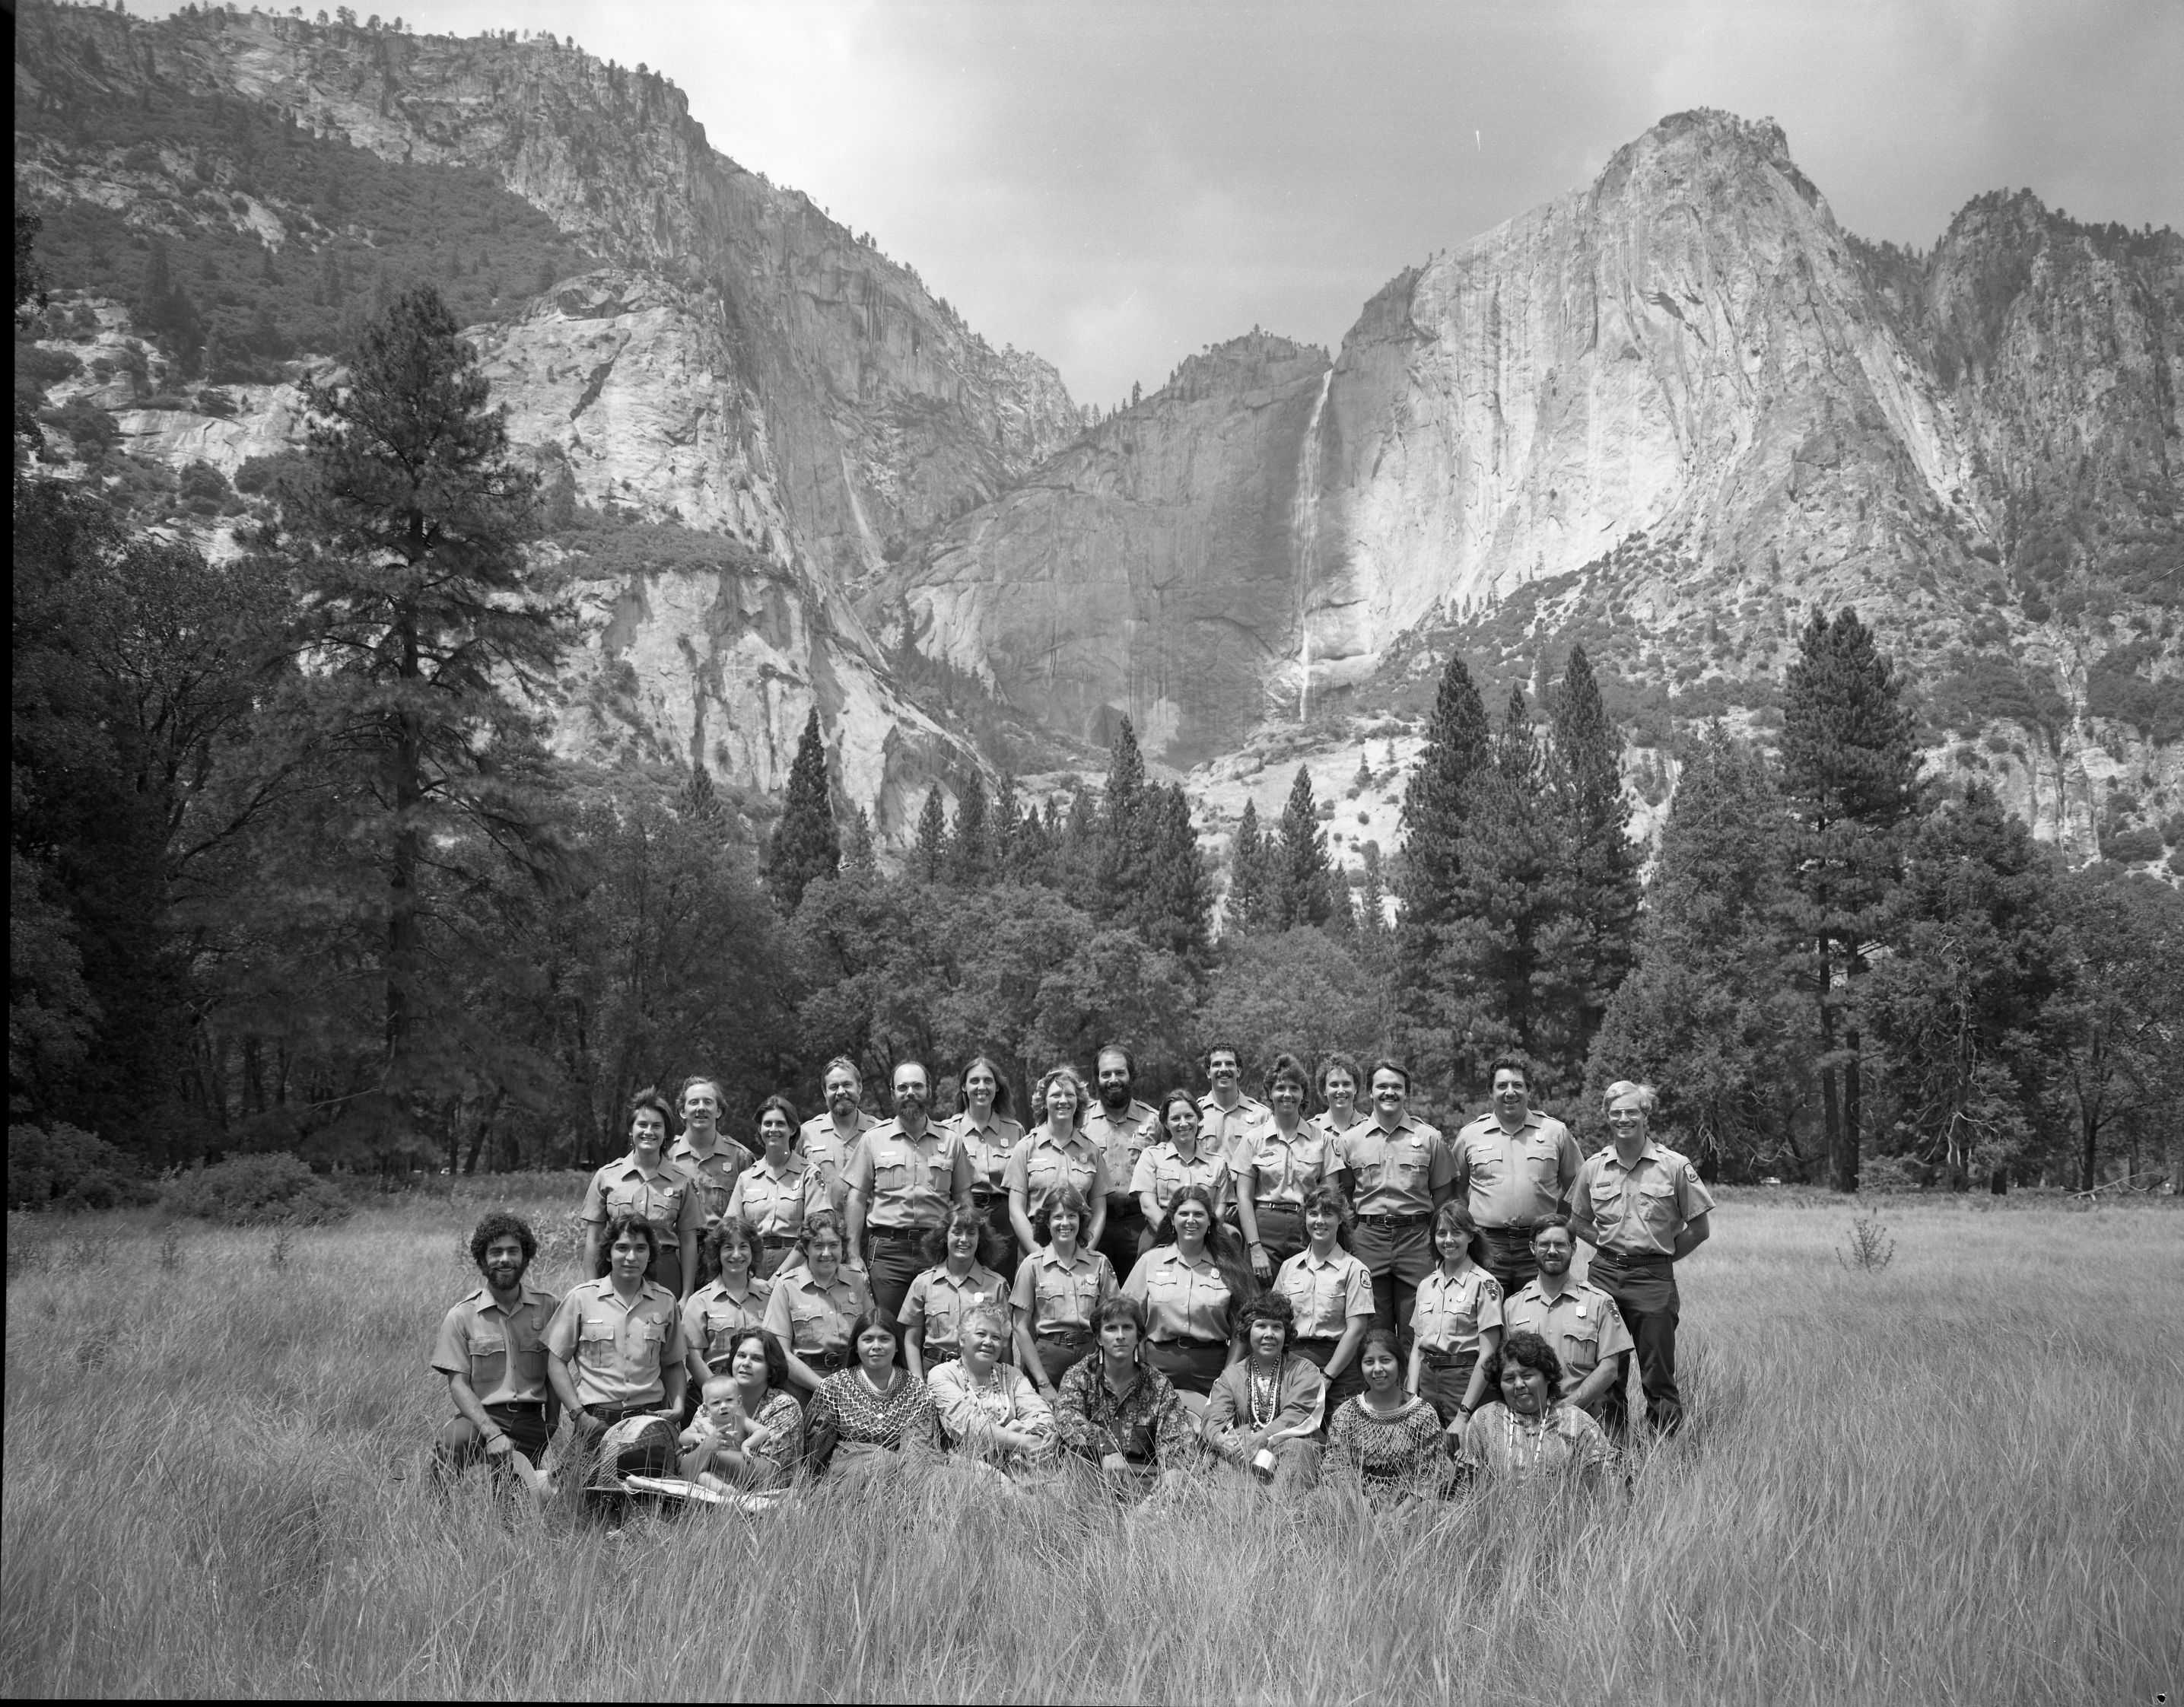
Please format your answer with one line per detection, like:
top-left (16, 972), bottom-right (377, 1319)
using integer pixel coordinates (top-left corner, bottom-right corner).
top-left (678, 1374), bottom-right (779, 1486)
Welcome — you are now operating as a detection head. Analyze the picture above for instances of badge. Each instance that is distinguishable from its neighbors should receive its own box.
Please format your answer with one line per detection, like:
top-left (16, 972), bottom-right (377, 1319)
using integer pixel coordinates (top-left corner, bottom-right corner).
top-left (1575, 1304), bottom-right (1587, 1318)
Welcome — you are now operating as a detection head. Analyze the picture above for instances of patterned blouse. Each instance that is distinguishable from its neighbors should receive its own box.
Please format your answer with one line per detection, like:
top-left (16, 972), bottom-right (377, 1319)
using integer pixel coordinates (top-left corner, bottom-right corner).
top-left (927, 1361), bottom-right (1057, 1463)
top-left (1053, 1357), bottom-right (1199, 1467)
top-left (1461, 1402), bottom-right (1614, 1481)
top-left (687, 1388), bottom-right (806, 1489)
top-left (806, 1368), bottom-right (940, 1454)
top-left (1324, 1394), bottom-right (1445, 1487)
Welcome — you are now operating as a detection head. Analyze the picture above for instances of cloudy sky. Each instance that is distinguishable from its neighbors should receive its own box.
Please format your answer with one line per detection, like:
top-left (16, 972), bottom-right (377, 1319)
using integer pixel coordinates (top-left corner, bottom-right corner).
top-left (145, 0), bottom-right (2184, 404)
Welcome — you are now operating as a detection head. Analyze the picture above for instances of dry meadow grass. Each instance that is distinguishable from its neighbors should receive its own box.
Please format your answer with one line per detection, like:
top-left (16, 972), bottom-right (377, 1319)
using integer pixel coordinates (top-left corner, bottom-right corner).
top-left (3, 1186), bottom-right (2179, 1704)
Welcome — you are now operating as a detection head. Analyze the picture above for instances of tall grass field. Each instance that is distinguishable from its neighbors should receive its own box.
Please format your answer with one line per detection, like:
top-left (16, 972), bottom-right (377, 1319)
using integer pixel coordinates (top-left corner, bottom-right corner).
top-left (4, 1188), bottom-right (2177, 1703)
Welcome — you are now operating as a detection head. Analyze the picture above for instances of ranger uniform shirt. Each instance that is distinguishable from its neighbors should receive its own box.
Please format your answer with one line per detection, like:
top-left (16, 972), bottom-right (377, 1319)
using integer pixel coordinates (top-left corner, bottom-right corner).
top-left (761, 1266), bottom-right (874, 1359)
top-left (431, 1283), bottom-right (560, 1407)
top-left (544, 1277), bottom-right (687, 1410)
top-left (1335, 1116), bottom-right (1454, 1217)
top-left (1575, 1141), bottom-right (1715, 1257)
top-left (1128, 1141), bottom-right (1229, 1217)
top-left (1124, 1246), bottom-right (1236, 1345)
top-left (723, 1154), bottom-right (828, 1241)
top-left (580, 1153), bottom-right (702, 1249)
top-left (846, 1120), bottom-right (971, 1230)
top-left (1197, 1092), bottom-right (1270, 1175)
top-left (900, 1263), bottom-right (1011, 1356)
top-left (1502, 1277), bottom-right (1634, 1389)
top-left (1004, 1128), bottom-right (1110, 1219)
top-left (1271, 1246), bottom-right (1374, 1340)
top-left (1410, 1265), bottom-right (1505, 1358)
top-left (1011, 1244), bottom-right (1117, 1337)
top-left (681, 1275), bottom-right (774, 1370)
top-left (668, 1133), bottom-right (755, 1229)
top-left (1235, 1121), bottom-right (1337, 1209)
top-left (1082, 1099), bottom-right (1159, 1202)
top-left (796, 1108), bottom-right (878, 1212)
top-left (1449, 1108), bottom-right (1582, 1230)
top-left (946, 1110), bottom-right (1025, 1197)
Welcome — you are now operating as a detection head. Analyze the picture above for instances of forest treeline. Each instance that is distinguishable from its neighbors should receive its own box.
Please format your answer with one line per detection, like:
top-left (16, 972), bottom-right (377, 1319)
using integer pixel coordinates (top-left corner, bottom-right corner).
top-left (12, 243), bottom-right (2182, 1203)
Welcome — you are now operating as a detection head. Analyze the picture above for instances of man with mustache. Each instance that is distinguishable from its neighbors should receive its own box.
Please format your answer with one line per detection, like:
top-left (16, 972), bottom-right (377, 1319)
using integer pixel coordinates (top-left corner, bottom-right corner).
top-left (1083, 1042), bottom-right (1157, 1279)
top-left (1448, 1054), bottom-right (1582, 1297)
top-left (844, 1058), bottom-right (974, 1324)
top-left (1498, 1217), bottom-right (1632, 1426)
top-left (799, 1055), bottom-right (878, 1218)
top-left (430, 1212), bottom-right (559, 1494)
top-left (1332, 1058), bottom-right (1453, 1354)
top-left (1198, 1041), bottom-right (1267, 1232)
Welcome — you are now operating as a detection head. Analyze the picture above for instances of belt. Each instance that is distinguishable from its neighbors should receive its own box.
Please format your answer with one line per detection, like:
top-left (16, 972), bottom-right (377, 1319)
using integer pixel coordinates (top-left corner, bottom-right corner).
top-left (759, 1233), bottom-right (796, 1247)
top-left (1257, 1201), bottom-right (1305, 1216)
top-left (869, 1226), bottom-right (925, 1244)
top-left (1592, 1247), bottom-right (1672, 1264)
top-left (1149, 1336), bottom-right (1227, 1350)
top-left (805, 1347), bottom-right (854, 1372)
top-left (1037, 1324), bottom-right (1092, 1342)
top-left (491, 1400), bottom-right (548, 1411)
top-left (1421, 1347), bottom-right (1474, 1367)
top-left (1358, 1213), bottom-right (1429, 1229)
top-left (1480, 1222), bottom-right (1537, 1235)
top-left (1107, 1193), bottom-right (1142, 1213)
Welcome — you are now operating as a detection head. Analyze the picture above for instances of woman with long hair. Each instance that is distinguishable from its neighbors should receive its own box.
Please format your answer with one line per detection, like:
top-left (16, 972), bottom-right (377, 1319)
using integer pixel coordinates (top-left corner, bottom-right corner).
top-left (900, 1200), bottom-right (1009, 1381)
top-left (803, 1310), bottom-right (941, 1491)
top-left (1322, 1327), bottom-right (1446, 1501)
top-left (948, 1054), bottom-right (1025, 1273)
top-left (1408, 1199), bottom-right (1503, 1426)
top-left (1121, 1181), bottom-right (1252, 1403)
top-left (677, 1326), bottom-right (803, 1490)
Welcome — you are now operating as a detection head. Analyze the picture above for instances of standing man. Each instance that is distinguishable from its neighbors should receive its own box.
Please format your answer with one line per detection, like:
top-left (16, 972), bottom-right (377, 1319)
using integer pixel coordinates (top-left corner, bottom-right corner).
top-left (844, 1059), bottom-right (974, 1324)
top-left (1570, 1080), bottom-right (1713, 1438)
top-left (1449, 1054), bottom-right (1583, 1297)
top-left (1084, 1042), bottom-right (1158, 1282)
top-left (799, 1055), bottom-right (879, 1216)
top-left (669, 1073), bottom-right (754, 1239)
top-left (1333, 1059), bottom-right (1453, 1351)
top-left (581, 1087), bottom-right (703, 1299)
top-left (1499, 1218), bottom-right (1632, 1425)
top-left (429, 1212), bottom-right (558, 1493)
top-left (1197, 1042), bottom-right (1268, 1219)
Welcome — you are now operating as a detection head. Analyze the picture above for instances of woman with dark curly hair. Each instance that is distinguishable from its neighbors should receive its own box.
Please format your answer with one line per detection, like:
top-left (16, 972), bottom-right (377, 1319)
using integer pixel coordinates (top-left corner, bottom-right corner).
top-left (677, 1326), bottom-right (804, 1491)
top-left (1121, 1181), bottom-right (1252, 1402)
top-left (761, 1214), bottom-right (874, 1397)
top-left (682, 1219), bottom-right (774, 1390)
top-left (1458, 1329), bottom-right (1614, 1484)
top-left (900, 1200), bottom-right (1010, 1381)
top-left (1271, 1181), bottom-right (1375, 1420)
top-left (1202, 1291), bottom-right (1324, 1489)
top-left (1322, 1327), bottom-right (1445, 1499)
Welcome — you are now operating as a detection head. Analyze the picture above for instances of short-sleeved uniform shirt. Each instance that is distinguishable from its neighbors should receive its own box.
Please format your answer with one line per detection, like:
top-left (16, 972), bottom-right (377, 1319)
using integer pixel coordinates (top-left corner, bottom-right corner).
top-left (1197, 1092), bottom-right (1270, 1175)
top-left (847, 1120), bottom-right (971, 1231)
top-left (580, 1152), bottom-right (703, 1252)
top-left (431, 1283), bottom-right (560, 1406)
top-left (1576, 1141), bottom-right (1715, 1257)
top-left (1336, 1115), bottom-right (1454, 1216)
top-left (544, 1277), bottom-right (687, 1410)
top-left (796, 1109), bottom-right (878, 1212)
top-left (1012, 1244), bottom-right (1117, 1336)
top-left (1271, 1246), bottom-right (1375, 1340)
top-left (1128, 1141), bottom-right (1229, 1216)
top-left (1083, 1099), bottom-right (1159, 1203)
top-left (667, 1133), bottom-right (755, 1229)
top-left (761, 1266), bottom-right (874, 1360)
top-left (1308, 1110), bottom-right (1365, 1146)
top-left (1410, 1265), bottom-right (1505, 1358)
top-left (1449, 1109), bottom-right (1582, 1231)
top-left (724, 1155), bottom-right (828, 1240)
top-left (1004, 1128), bottom-right (1109, 1219)
top-left (900, 1262), bottom-right (1010, 1356)
top-left (1124, 1246), bottom-right (1235, 1345)
top-left (1502, 1278), bottom-right (1634, 1388)
top-left (1235, 1121), bottom-right (1337, 1209)
top-left (682, 1275), bottom-right (774, 1370)
top-left (946, 1111), bottom-right (1025, 1197)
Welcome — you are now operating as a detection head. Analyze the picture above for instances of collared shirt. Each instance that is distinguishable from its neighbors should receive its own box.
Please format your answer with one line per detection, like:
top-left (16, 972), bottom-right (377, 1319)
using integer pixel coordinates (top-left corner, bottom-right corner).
top-left (544, 1277), bottom-right (686, 1410)
top-left (1203, 1353), bottom-right (1327, 1458)
top-left (946, 1110), bottom-right (1025, 1194)
top-left (927, 1362), bottom-right (1057, 1462)
top-left (1502, 1278), bottom-right (1634, 1387)
top-left (1462, 1402), bottom-right (1614, 1480)
top-left (580, 1153), bottom-right (703, 1247)
top-left (1410, 1264), bottom-right (1505, 1357)
top-left (796, 1109), bottom-right (878, 1212)
top-left (900, 1262), bottom-right (1010, 1355)
top-left (1336, 1115), bottom-right (1454, 1216)
top-left (1197, 1092), bottom-right (1270, 1172)
top-left (1004, 1127), bottom-right (1110, 1218)
top-left (760, 1265), bottom-right (873, 1359)
top-left (1011, 1244), bottom-right (1117, 1336)
top-left (1082, 1099), bottom-right (1159, 1200)
top-left (1308, 1109), bottom-right (1365, 1145)
top-left (1449, 1109), bottom-right (1582, 1229)
top-left (846, 1120), bottom-right (970, 1230)
top-left (1128, 1142), bottom-right (1229, 1216)
top-left (1577, 1142), bottom-right (1715, 1257)
top-left (724, 1154), bottom-right (828, 1240)
top-left (1053, 1356), bottom-right (1197, 1466)
top-left (1236, 1121), bottom-right (1337, 1208)
top-left (430, 1283), bottom-right (560, 1407)
top-left (1271, 1245), bottom-right (1375, 1340)
top-left (681, 1275), bottom-right (774, 1369)
top-left (667, 1133), bottom-right (755, 1227)
top-left (1124, 1245), bottom-right (1235, 1344)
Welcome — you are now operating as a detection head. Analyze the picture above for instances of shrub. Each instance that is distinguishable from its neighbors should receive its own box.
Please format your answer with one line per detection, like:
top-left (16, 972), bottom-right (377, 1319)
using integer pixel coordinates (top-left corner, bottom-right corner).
top-left (37, 397), bottom-right (119, 457)
top-left (8, 1124), bottom-right (157, 1212)
top-left (179, 459), bottom-right (231, 508)
top-left (16, 345), bottom-right (84, 392)
top-left (162, 1152), bottom-right (352, 1225)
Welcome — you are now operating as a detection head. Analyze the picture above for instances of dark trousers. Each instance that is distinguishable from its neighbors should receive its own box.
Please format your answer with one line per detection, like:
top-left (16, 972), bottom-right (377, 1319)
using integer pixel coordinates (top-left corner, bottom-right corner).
top-left (1251, 1203), bottom-right (1307, 1270)
top-left (1351, 1217), bottom-right (1434, 1355)
top-left (1033, 1327), bottom-right (1095, 1390)
top-left (1416, 1350), bottom-right (1478, 1426)
top-left (1473, 1225), bottom-right (1540, 1299)
top-left (1588, 1250), bottom-right (1683, 1437)
top-left (1143, 1338), bottom-right (1229, 1397)
top-left (864, 1229), bottom-right (927, 1325)
top-left (434, 1401), bottom-right (552, 1479)
top-left (1098, 1197), bottom-right (1146, 1283)
top-left (1292, 1337), bottom-right (1365, 1423)
top-left (754, 1239), bottom-right (796, 1280)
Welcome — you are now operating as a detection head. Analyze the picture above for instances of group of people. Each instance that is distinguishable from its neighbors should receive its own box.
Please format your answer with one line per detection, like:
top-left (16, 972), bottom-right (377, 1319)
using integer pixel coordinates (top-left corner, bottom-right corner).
top-left (430, 1045), bottom-right (1713, 1503)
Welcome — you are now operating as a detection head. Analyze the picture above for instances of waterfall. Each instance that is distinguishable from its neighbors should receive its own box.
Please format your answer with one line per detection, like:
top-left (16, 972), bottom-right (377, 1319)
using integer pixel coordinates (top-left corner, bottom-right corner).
top-left (1292, 367), bottom-right (1333, 723)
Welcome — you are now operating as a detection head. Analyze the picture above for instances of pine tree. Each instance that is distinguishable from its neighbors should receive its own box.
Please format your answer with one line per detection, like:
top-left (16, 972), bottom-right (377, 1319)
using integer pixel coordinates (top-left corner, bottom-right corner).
top-left (1229, 799), bottom-right (1268, 934)
top-left (1325, 865), bottom-right (1357, 937)
top-left (1098, 717), bottom-right (1149, 919)
top-left (844, 806), bottom-right (876, 873)
top-left (1132, 784), bottom-right (1212, 962)
top-left (1779, 607), bottom-right (1923, 1191)
top-left (949, 769), bottom-right (990, 884)
top-left (914, 784), bottom-right (950, 884)
top-left (1540, 646), bottom-right (1640, 1070)
top-left (1273, 765), bottom-right (1334, 929)
top-left (679, 764), bottom-right (726, 830)
top-left (765, 708), bottom-right (839, 914)
top-left (1357, 842), bottom-right (1388, 943)
top-left (1396, 653), bottom-right (1493, 1047)
top-left (991, 774), bottom-right (1024, 876)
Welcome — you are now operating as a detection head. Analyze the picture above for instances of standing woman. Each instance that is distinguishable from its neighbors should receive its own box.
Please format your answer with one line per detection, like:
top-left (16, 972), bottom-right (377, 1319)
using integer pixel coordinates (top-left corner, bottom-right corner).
top-left (900, 1201), bottom-right (1010, 1381)
top-left (1129, 1089), bottom-right (1229, 1250)
top-left (805, 1311), bottom-right (941, 1490)
top-left (1310, 1054), bottom-right (1366, 1146)
top-left (762, 1215), bottom-right (874, 1398)
top-left (1123, 1183), bottom-right (1251, 1403)
top-left (1408, 1200), bottom-right (1503, 1427)
top-left (1202, 1292), bottom-right (1324, 1490)
top-left (949, 1055), bottom-right (1025, 1275)
top-left (1011, 1186), bottom-right (1117, 1395)
top-left (1236, 1054), bottom-right (1336, 1280)
top-left (580, 1087), bottom-right (704, 1300)
top-left (682, 1219), bottom-right (774, 1391)
top-left (1271, 1183), bottom-right (1375, 1419)
top-left (724, 1095), bottom-right (825, 1279)
top-left (1006, 1065), bottom-right (1109, 1259)
top-left (1322, 1327), bottom-right (1446, 1501)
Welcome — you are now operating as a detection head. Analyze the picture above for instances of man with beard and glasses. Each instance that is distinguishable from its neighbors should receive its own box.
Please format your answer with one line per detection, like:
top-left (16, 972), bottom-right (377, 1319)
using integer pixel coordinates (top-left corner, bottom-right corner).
top-left (1083, 1042), bottom-right (1158, 1280)
top-left (1499, 1217), bottom-right (1631, 1426)
top-left (1448, 1054), bottom-right (1582, 1298)
top-left (799, 1055), bottom-right (879, 1217)
top-left (844, 1060), bottom-right (974, 1324)
top-left (430, 1212), bottom-right (559, 1493)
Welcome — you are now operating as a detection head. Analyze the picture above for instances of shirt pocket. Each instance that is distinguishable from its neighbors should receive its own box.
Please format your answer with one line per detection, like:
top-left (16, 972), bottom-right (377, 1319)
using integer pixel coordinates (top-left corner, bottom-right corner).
top-left (605, 1184), bottom-right (646, 1220)
top-left (465, 1327), bottom-right (509, 1388)
top-left (874, 1158), bottom-right (914, 1195)
top-left (1588, 1177), bottom-right (1624, 1222)
top-left (1523, 1151), bottom-right (1561, 1189)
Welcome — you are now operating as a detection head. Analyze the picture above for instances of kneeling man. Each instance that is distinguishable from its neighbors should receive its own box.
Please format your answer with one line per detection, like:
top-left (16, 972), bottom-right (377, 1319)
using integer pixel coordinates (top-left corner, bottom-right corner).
top-left (431, 1212), bottom-right (559, 1493)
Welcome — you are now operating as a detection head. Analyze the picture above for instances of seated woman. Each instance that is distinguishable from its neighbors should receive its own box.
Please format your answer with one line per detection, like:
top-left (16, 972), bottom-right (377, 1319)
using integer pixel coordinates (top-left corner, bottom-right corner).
top-left (677, 1326), bottom-right (804, 1490)
top-left (927, 1305), bottom-right (1058, 1478)
top-left (1459, 1329), bottom-right (1615, 1486)
top-left (761, 1214), bottom-right (874, 1397)
top-left (805, 1310), bottom-right (941, 1490)
top-left (1202, 1292), bottom-right (1324, 1490)
top-left (1053, 1295), bottom-right (1199, 1491)
top-left (682, 1220), bottom-right (774, 1394)
top-left (1323, 1328), bottom-right (1447, 1501)
top-left (1011, 1186), bottom-right (1117, 1396)
top-left (1122, 1182), bottom-right (1251, 1405)
top-left (900, 1201), bottom-right (1011, 1381)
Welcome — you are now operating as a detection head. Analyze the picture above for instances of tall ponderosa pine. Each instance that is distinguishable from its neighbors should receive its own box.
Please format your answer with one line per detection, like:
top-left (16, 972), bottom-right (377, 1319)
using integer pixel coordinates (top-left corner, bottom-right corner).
top-left (289, 284), bottom-right (562, 1146)
top-left (1098, 717), bottom-right (1149, 917)
top-left (1396, 653), bottom-right (1493, 1060)
top-left (949, 769), bottom-right (990, 885)
top-left (1357, 842), bottom-right (1388, 942)
top-left (914, 784), bottom-right (950, 883)
top-left (765, 708), bottom-right (839, 913)
top-left (1541, 646), bottom-right (1640, 1066)
top-left (1131, 784), bottom-right (1213, 962)
top-left (1229, 799), bottom-right (1270, 934)
top-left (1779, 607), bottom-right (1922, 1191)
top-left (1272, 765), bottom-right (1334, 929)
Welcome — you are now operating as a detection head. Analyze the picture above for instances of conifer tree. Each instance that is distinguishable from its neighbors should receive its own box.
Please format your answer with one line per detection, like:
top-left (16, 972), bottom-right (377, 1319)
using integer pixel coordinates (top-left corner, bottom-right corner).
top-left (1357, 842), bottom-right (1388, 943)
top-left (1540, 645), bottom-right (1640, 1067)
top-left (765, 708), bottom-right (839, 914)
top-left (949, 769), bottom-right (990, 884)
top-left (1098, 717), bottom-right (1149, 917)
top-left (680, 764), bottom-right (726, 831)
top-left (844, 806), bottom-right (876, 874)
top-left (1132, 784), bottom-right (1212, 962)
top-left (1229, 799), bottom-right (1268, 934)
top-left (1779, 607), bottom-right (1922, 1191)
top-left (1325, 865), bottom-right (1357, 937)
top-left (1396, 654), bottom-right (1493, 1054)
top-left (1273, 764), bottom-right (1334, 929)
top-left (992, 774), bottom-right (1024, 876)
top-left (914, 784), bottom-right (950, 884)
